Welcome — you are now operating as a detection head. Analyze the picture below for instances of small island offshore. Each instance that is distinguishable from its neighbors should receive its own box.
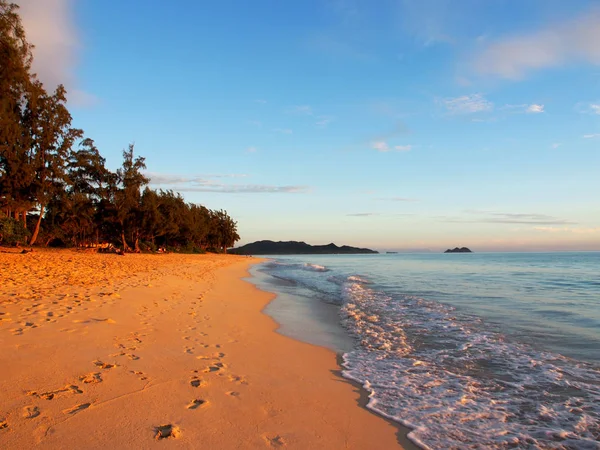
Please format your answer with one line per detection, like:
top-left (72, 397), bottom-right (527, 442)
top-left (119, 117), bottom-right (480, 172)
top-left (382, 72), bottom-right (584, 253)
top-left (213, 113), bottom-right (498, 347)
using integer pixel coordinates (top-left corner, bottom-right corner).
top-left (229, 240), bottom-right (378, 255)
top-left (444, 247), bottom-right (473, 253)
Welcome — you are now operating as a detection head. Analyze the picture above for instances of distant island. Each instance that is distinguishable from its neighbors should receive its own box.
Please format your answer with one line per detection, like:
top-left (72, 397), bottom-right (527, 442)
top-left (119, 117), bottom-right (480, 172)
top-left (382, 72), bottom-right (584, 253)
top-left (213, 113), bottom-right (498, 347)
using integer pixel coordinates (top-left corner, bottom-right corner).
top-left (229, 240), bottom-right (378, 255)
top-left (444, 247), bottom-right (473, 253)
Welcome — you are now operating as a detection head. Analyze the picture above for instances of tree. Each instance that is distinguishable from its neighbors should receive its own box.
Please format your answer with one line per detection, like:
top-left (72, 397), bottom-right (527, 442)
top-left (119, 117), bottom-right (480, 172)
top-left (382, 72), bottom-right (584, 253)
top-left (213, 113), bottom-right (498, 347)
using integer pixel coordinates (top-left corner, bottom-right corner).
top-left (0, 1), bottom-right (35, 222)
top-left (114, 144), bottom-right (148, 251)
top-left (25, 82), bottom-right (83, 245)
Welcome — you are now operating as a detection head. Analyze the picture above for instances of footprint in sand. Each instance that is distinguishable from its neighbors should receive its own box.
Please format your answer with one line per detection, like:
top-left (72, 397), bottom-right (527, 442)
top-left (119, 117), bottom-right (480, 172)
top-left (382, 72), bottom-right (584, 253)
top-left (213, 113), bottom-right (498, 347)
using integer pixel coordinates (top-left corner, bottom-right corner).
top-left (62, 403), bottom-right (91, 415)
top-left (228, 375), bottom-right (248, 385)
top-left (28, 384), bottom-right (83, 400)
top-left (154, 424), bottom-right (181, 440)
top-left (264, 435), bottom-right (286, 448)
top-left (190, 376), bottom-right (206, 388)
top-left (130, 370), bottom-right (148, 381)
top-left (0, 418), bottom-right (7, 430)
top-left (93, 360), bottom-right (117, 369)
top-left (226, 391), bottom-right (240, 398)
top-left (204, 362), bottom-right (226, 373)
top-left (186, 399), bottom-right (207, 410)
top-left (79, 372), bottom-right (102, 384)
top-left (22, 406), bottom-right (40, 419)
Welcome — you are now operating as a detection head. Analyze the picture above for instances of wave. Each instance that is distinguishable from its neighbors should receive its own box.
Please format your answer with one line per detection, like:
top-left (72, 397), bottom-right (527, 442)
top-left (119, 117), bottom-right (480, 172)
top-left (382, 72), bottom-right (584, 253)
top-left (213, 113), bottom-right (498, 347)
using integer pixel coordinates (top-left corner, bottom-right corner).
top-left (339, 276), bottom-right (600, 450)
top-left (302, 263), bottom-right (330, 272)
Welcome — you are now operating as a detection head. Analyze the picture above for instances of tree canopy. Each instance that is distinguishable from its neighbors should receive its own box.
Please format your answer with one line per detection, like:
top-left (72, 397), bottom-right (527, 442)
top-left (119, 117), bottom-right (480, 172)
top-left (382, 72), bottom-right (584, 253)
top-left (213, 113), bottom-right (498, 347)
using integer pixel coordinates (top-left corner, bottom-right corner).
top-left (0, 2), bottom-right (239, 252)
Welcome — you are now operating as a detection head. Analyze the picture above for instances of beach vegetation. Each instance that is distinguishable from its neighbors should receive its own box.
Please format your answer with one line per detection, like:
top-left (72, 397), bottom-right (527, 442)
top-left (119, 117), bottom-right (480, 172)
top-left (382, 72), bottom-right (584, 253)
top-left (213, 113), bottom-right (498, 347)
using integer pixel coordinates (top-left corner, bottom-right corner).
top-left (0, 1), bottom-right (239, 252)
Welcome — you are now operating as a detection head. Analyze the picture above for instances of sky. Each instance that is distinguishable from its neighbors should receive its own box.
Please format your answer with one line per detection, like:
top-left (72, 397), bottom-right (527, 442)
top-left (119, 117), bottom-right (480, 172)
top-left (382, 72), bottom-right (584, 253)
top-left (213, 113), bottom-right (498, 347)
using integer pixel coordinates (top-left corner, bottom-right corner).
top-left (16, 0), bottom-right (600, 252)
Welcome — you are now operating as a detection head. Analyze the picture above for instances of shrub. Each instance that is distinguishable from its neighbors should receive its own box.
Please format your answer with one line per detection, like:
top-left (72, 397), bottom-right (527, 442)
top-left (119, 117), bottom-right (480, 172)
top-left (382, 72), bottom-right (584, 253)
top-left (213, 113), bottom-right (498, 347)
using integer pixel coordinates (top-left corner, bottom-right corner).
top-left (0, 215), bottom-right (31, 246)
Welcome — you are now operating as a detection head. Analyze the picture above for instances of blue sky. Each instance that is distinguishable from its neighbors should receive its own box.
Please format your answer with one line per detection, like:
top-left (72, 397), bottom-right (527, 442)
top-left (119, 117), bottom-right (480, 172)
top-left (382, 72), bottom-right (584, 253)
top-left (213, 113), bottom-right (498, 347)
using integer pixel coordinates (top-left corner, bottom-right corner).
top-left (19, 0), bottom-right (600, 251)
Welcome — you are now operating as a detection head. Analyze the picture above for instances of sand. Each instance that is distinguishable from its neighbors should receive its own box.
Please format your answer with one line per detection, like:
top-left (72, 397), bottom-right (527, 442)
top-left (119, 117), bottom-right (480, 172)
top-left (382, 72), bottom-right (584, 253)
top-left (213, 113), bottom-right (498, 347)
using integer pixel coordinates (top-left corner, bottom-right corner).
top-left (0, 250), bottom-right (410, 449)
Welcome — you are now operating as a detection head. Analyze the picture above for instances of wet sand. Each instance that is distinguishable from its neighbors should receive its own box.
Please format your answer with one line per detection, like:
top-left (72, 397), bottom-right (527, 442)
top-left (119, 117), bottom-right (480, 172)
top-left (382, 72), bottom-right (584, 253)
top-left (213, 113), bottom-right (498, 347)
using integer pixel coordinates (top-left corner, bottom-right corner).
top-left (0, 250), bottom-right (410, 449)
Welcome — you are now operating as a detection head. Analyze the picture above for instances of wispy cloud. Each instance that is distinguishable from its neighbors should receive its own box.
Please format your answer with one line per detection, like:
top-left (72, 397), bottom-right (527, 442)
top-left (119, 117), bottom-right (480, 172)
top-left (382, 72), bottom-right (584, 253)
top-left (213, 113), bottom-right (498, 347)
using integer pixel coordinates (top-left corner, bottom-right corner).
top-left (371, 141), bottom-right (390, 152)
top-left (246, 147), bottom-right (257, 153)
top-left (503, 103), bottom-right (545, 114)
top-left (379, 197), bottom-right (418, 202)
top-left (577, 103), bottom-right (600, 115)
top-left (273, 128), bottom-right (293, 134)
top-left (471, 8), bottom-right (600, 79)
top-left (287, 105), bottom-right (313, 115)
top-left (316, 115), bottom-right (334, 128)
top-left (534, 226), bottom-right (600, 234)
top-left (440, 94), bottom-right (493, 115)
top-left (147, 172), bottom-right (308, 194)
top-left (346, 213), bottom-right (380, 217)
top-left (583, 134), bottom-right (600, 139)
top-left (247, 120), bottom-right (262, 127)
top-left (444, 211), bottom-right (576, 225)
top-left (371, 141), bottom-right (412, 152)
top-left (551, 143), bottom-right (561, 149)
top-left (526, 104), bottom-right (545, 113)
top-left (16, 0), bottom-right (96, 107)
top-left (255, 99), bottom-right (267, 104)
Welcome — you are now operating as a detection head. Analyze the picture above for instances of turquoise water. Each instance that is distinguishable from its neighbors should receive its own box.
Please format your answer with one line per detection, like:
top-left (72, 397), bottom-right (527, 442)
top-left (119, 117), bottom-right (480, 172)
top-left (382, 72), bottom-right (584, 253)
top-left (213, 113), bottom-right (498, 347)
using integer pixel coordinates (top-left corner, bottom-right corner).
top-left (252, 252), bottom-right (600, 449)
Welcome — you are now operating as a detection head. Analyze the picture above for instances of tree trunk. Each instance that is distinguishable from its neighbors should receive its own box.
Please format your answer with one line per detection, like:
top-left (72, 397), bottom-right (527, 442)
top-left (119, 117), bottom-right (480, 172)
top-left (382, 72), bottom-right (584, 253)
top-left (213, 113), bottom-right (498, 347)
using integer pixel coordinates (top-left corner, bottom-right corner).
top-left (29, 204), bottom-right (45, 245)
top-left (121, 228), bottom-right (131, 252)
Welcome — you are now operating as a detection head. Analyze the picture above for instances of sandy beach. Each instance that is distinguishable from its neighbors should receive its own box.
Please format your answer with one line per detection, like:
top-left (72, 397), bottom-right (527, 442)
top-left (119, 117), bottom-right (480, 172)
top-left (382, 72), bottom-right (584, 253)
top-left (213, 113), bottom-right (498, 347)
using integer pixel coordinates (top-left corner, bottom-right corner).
top-left (0, 251), bottom-right (410, 449)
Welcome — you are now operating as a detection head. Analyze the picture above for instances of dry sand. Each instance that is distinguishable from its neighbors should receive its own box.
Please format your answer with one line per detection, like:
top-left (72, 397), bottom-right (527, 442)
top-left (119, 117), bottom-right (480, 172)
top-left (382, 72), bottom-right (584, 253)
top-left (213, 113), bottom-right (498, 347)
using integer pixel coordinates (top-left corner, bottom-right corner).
top-left (0, 250), bottom-right (410, 449)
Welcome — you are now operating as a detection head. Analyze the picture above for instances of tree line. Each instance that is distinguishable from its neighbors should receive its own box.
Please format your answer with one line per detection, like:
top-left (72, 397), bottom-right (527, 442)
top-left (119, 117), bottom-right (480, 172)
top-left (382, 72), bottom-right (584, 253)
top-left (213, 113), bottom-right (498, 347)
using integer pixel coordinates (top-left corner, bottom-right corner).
top-left (0, 1), bottom-right (239, 252)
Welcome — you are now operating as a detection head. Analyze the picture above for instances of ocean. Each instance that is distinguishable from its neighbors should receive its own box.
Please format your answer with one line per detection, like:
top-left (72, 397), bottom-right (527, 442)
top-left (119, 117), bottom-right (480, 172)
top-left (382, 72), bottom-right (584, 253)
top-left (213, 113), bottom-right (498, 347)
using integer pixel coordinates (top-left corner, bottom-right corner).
top-left (248, 252), bottom-right (600, 450)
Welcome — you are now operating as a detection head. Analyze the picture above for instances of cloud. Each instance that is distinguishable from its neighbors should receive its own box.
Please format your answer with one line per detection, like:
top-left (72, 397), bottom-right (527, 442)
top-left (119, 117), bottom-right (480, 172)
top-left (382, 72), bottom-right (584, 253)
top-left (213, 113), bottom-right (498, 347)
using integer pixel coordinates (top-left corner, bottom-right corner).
top-left (146, 172), bottom-right (308, 194)
top-left (445, 211), bottom-right (576, 225)
top-left (394, 145), bottom-right (412, 152)
top-left (471, 8), bottom-right (600, 79)
top-left (592, 104), bottom-right (600, 114)
top-left (577, 103), bottom-right (600, 115)
top-left (255, 99), bottom-right (267, 104)
top-left (346, 213), bottom-right (380, 217)
top-left (503, 103), bottom-right (545, 114)
top-left (246, 147), bottom-right (257, 153)
top-left (551, 143), bottom-right (561, 149)
top-left (526, 104), bottom-right (544, 113)
top-left (273, 128), bottom-right (293, 134)
top-left (379, 197), bottom-right (418, 202)
top-left (287, 105), bottom-right (313, 115)
top-left (176, 185), bottom-right (309, 194)
top-left (316, 116), bottom-right (334, 128)
top-left (534, 226), bottom-right (600, 234)
top-left (583, 134), bottom-right (600, 139)
top-left (440, 94), bottom-right (493, 114)
top-left (16, 0), bottom-right (96, 107)
top-left (371, 141), bottom-right (390, 152)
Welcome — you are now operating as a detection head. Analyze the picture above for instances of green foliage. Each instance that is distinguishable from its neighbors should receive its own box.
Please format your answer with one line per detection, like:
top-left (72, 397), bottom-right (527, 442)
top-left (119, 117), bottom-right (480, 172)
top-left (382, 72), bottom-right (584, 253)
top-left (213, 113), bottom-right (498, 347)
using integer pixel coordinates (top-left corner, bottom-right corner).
top-left (0, 213), bottom-right (30, 245)
top-left (0, 4), bottom-right (241, 251)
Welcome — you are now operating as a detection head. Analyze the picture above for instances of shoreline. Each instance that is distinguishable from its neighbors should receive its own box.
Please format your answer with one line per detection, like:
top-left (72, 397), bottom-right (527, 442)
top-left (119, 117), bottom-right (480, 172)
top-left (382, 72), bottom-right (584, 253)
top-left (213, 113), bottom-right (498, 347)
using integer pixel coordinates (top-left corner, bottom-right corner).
top-left (0, 251), bottom-right (413, 448)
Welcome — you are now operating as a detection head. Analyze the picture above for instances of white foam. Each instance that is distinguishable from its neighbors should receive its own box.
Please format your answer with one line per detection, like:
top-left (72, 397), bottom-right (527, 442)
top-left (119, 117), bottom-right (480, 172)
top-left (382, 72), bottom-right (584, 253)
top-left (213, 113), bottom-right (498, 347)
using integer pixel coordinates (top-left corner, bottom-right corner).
top-left (339, 276), bottom-right (600, 449)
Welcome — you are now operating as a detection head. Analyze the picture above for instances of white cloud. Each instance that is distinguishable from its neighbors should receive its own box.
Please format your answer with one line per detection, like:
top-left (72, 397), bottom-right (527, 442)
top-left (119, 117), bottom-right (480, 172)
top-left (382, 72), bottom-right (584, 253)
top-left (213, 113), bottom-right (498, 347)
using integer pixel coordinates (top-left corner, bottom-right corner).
top-left (16, 0), bottom-right (96, 107)
top-left (246, 147), bottom-right (257, 153)
top-left (371, 141), bottom-right (390, 152)
top-left (503, 103), bottom-right (545, 114)
top-left (394, 145), bottom-right (412, 152)
top-left (287, 105), bottom-right (313, 115)
top-left (316, 116), bottom-right (334, 128)
top-left (472, 8), bottom-right (600, 79)
top-left (346, 213), bottom-right (380, 217)
top-left (255, 99), bottom-right (267, 104)
top-left (583, 134), bottom-right (600, 139)
top-left (147, 172), bottom-right (308, 194)
top-left (526, 104), bottom-right (544, 113)
top-left (274, 128), bottom-right (293, 134)
top-left (591, 104), bottom-right (600, 114)
top-left (440, 94), bottom-right (493, 114)
top-left (551, 143), bottom-right (561, 149)
top-left (534, 226), bottom-right (600, 234)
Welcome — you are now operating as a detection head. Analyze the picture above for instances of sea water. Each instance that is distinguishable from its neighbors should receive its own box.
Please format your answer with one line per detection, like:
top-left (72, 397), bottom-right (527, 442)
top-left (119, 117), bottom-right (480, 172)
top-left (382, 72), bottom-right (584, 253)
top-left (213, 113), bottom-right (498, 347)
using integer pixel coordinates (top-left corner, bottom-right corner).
top-left (250, 253), bottom-right (600, 450)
